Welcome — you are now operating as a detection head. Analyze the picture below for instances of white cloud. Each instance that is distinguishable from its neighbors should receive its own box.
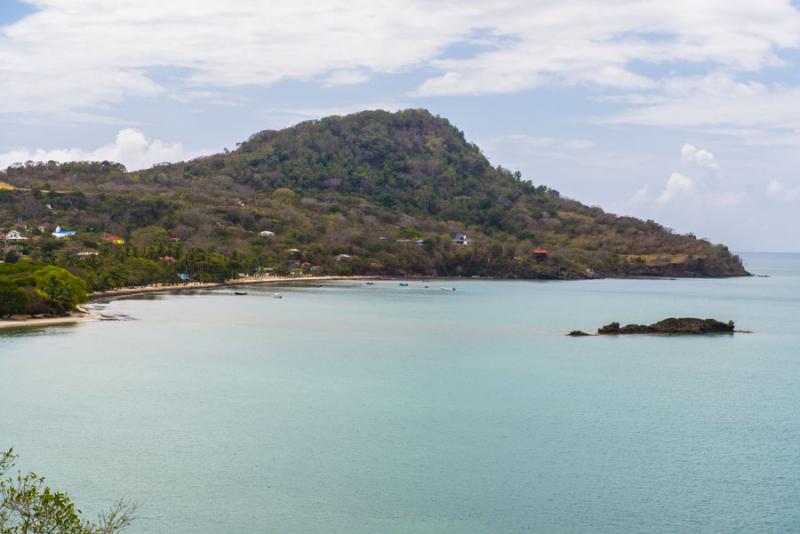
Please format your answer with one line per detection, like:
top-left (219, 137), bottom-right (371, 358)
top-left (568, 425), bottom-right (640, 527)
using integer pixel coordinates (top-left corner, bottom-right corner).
top-left (630, 187), bottom-right (649, 204)
top-left (0, 129), bottom-right (207, 171)
top-left (1, 1), bottom-right (799, 116)
top-left (657, 172), bottom-right (695, 204)
top-left (681, 143), bottom-right (718, 169)
top-left (767, 179), bottom-right (785, 195)
top-left (766, 179), bottom-right (800, 200)
top-left (607, 72), bottom-right (800, 136)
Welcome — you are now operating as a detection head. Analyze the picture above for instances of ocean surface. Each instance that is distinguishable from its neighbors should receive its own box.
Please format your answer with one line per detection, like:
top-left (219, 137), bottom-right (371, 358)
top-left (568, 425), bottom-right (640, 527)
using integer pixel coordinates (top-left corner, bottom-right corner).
top-left (1, 252), bottom-right (799, 533)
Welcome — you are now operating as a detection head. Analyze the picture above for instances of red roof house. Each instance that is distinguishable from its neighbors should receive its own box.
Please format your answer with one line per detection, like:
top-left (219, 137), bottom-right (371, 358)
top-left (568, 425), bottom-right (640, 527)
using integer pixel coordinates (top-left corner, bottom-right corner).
top-left (533, 247), bottom-right (549, 260)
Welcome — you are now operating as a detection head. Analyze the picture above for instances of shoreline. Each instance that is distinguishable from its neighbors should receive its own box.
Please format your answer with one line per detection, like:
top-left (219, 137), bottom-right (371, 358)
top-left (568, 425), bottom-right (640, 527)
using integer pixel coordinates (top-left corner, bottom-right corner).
top-left (87, 275), bottom-right (383, 302)
top-left (1, 276), bottom-right (380, 331)
top-left (0, 306), bottom-right (101, 331)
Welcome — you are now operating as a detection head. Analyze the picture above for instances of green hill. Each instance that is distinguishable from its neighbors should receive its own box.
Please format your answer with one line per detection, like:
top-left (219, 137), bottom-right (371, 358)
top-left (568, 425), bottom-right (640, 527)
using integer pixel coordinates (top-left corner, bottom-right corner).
top-left (0, 109), bottom-right (747, 288)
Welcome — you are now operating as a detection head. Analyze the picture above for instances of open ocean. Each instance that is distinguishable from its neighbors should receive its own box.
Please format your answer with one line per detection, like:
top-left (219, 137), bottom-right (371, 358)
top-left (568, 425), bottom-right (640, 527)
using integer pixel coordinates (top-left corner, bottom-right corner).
top-left (1, 252), bottom-right (798, 533)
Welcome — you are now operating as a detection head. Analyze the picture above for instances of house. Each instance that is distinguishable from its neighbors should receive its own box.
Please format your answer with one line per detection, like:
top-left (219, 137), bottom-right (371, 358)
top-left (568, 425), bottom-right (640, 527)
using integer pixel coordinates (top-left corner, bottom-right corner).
top-left (168, 236), bottom-right (182, 242)
top-left (287, 259), bottom-right (302, 268)
top-left (0, 233), bottom-right (5, 240)
top-left (336, 254), bottom-right (352, 262)
top-left (103, 234), bottom-right (125, 245)
top-left (178, 273), bottom-right (191, 281)
top-left (259, 230), bottom-right (275, 238)
top-left (52, 226), bottom-right (77, 239)
top-left (160, 256), bottom-right (175, 263)
top-left (310, 265), bottom-right (322, 273)
top-left (453, 233), bottom-right (470, 246)
top-left (76, 251), bottom-right (99, 257)
top-left (533, 247), bottom-right (549, 261)
top-left (415, 239), bottom-right (426, 247)
top-left (5, 230), bottom-right (28, 241)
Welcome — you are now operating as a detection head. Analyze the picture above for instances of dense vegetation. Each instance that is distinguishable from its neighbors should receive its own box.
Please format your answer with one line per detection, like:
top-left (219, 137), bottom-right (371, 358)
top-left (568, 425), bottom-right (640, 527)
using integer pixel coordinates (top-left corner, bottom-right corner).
top-left (1, 449), bottom-right (135, 533)
top-left (0, 109), bottom-right (747, 305)
top-left (0, 263), bottom-right (87, 318)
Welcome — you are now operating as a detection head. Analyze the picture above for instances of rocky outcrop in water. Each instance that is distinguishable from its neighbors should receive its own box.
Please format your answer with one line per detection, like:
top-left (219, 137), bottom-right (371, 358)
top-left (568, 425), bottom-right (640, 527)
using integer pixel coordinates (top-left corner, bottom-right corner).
top-left (597, 317), bottom-right (734, 335)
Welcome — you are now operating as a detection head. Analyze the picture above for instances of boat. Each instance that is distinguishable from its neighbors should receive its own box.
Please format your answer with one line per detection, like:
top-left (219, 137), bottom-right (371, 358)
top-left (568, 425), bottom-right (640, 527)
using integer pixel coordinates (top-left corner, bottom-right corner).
top-left (441, 287), bottom-right (456, 291)
top-left (366, 282), bottom-right (375, 285)
top-left (234, 291), bottom-right (248, 296)
top-left (399, 282), bottom-right (409, 287)
top-left (272, 293), bottom-right (283, 299)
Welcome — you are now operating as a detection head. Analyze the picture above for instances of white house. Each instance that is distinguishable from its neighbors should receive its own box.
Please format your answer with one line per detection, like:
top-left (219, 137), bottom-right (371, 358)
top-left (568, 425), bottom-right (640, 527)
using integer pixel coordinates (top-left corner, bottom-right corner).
top-left (453, 233), bottom-right (470, 246)
top-left (5, 230), bottom-right (28, 241)
top-left (259, 230), bottom-right (276, 237)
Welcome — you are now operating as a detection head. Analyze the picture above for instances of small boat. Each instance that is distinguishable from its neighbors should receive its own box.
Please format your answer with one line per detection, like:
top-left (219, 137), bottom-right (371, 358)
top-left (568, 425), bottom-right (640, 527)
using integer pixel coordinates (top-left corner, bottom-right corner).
top-left (399, 282), bottom-right (409, 287)
top-left (441, 287), bottom-right (456, 291)
top-left (272, 293), bottom-right (283, 299)
top-left (366, 282), bottom-right (375, 285)
top-left (234, 291), bottom-right (248, 296)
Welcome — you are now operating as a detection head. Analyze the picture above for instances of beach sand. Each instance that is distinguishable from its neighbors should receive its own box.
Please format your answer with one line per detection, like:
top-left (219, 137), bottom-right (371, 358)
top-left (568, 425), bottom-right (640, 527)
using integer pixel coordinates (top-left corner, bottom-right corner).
top-left (0, 307), bottom-right (99, 331)
top-left (0, 276), bottom-right (381, 330)
top-left (87, 275), bottom-right (381, 301)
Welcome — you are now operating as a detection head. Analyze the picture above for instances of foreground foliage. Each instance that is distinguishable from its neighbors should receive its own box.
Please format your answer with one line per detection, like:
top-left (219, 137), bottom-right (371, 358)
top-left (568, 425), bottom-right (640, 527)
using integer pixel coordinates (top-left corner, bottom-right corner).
top-left (0, 449), bottom-right (135, 534)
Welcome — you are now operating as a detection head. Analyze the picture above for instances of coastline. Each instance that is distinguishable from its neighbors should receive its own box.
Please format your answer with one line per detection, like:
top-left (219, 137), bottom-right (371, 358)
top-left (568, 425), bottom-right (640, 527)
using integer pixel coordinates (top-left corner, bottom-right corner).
top-left (0, 276), bottom-right (380, 331)
top-left (87, 275), bottom-right (383, 302)
top-left (0, 306), bottom-right (100, 331)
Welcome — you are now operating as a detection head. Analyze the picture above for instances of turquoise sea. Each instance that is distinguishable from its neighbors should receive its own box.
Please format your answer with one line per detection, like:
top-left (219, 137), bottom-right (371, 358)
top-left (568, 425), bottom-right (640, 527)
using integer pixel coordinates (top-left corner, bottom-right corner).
top-left (1, 252), bottom-right (799, 533)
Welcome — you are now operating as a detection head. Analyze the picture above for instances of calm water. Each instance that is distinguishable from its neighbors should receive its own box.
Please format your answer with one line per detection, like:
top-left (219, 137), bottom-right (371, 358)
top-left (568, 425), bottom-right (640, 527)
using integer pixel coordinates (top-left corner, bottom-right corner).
top-left (1, 253), bottom-right (799, 533)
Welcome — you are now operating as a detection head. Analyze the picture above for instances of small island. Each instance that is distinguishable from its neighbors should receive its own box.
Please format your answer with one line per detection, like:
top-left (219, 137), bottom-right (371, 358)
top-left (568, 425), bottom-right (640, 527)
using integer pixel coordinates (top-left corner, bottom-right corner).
top-left (569, 317), bottom-right (737, 336)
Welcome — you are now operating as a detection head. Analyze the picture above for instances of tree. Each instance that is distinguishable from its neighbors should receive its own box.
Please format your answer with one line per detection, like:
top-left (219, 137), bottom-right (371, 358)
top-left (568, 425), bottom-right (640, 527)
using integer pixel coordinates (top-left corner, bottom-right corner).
top-left (0, 449), bottom-right (136, 533)
top-left (33, 267), bottom-right (88, 314)
top-left (0, 283), bottom-right (29, 318)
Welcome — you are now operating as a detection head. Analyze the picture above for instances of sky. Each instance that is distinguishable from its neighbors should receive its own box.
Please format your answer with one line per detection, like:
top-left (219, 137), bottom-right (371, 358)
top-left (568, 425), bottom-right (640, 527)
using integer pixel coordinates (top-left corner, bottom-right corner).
top-left (1, 1), bottom-right (799, 252)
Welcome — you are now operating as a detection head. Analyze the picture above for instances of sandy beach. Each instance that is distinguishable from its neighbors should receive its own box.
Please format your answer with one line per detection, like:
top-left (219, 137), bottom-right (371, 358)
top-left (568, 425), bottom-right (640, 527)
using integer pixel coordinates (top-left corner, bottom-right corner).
top-left (0, 276), bottom-right (381, 331)
top-left (0, 306), bottom-right (100, 331)
top-left (88, 275), bottom-right (382, 301)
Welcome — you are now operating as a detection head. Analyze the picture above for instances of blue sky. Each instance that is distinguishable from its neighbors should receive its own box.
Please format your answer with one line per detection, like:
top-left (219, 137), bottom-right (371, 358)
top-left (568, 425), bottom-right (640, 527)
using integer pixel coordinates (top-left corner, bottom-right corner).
top-left (2, 0), bottom-right (800, 252)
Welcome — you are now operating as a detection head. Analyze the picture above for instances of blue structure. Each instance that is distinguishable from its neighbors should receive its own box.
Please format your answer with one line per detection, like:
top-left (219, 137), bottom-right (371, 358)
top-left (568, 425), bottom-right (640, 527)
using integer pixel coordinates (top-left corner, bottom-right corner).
top-left (52, 225), bottom-right (77, 238)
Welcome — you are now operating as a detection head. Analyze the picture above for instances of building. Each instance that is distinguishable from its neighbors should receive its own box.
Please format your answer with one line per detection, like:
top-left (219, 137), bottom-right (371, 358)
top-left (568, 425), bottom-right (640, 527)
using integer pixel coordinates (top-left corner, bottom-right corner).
top-left (52, 226), bottom-right (77, 239)
top-left (453, 233), bottom-right (470, 246)
top-left (336, 254), bottom-right (352, 262)
top-left (533, 247), bottom-right (549, 261)
top-left (103, 234), bottom-right (125, 245)
top-left (259, 230), bottom-right (275, 237)
top-left (5, 230), bottom-right (28, 241)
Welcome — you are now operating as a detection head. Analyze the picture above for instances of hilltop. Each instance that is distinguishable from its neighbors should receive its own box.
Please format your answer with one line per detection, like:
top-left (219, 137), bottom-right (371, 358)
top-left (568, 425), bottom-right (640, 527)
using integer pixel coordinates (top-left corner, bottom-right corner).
top-left (0, 109), bottom-right (747, 288)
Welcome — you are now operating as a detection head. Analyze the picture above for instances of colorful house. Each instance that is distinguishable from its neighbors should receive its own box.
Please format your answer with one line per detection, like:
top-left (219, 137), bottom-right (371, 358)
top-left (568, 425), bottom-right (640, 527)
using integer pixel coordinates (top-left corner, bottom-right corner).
top-left (533, 247), bottom-right (549, 261)
top-left (103, 233), bottom-right (125, 245)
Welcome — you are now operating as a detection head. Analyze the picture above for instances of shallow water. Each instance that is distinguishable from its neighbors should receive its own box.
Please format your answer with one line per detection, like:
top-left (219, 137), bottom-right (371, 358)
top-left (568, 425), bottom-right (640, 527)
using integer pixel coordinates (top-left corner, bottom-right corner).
top-left (1, 253), bottom-right (799, 533)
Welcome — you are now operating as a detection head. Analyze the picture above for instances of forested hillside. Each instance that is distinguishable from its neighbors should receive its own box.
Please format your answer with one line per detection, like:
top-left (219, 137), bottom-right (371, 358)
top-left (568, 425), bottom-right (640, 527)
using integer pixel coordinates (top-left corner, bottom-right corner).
top-left (0, 109), bottom-right (747, 289)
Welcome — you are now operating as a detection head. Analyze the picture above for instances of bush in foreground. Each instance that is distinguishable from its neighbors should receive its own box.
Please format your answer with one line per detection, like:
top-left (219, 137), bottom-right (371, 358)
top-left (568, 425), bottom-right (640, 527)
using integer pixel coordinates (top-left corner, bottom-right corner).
top-left (0, 449), bottom-right (135, 534)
